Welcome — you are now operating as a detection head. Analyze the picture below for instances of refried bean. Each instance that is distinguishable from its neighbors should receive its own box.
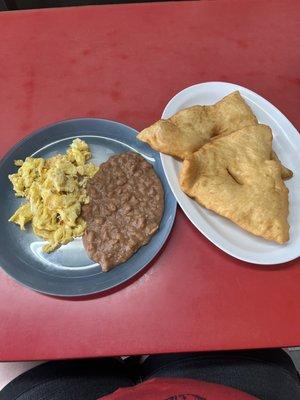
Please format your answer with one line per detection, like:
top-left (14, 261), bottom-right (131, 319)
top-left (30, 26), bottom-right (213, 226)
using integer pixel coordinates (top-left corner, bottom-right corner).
top-left (82, 152), bottom-right (164, 271)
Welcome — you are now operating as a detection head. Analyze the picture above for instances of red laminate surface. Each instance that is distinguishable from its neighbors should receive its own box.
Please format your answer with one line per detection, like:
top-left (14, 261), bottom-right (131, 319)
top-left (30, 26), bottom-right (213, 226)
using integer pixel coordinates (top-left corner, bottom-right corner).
top-left (0, 0), bottom-right (299, 361)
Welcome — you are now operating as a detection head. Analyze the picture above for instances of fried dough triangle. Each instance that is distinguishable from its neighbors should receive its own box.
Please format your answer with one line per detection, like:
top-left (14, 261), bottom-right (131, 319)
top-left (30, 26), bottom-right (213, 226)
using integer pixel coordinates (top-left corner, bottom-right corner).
top-left (180, 125), bottom-right (289, 243)
top-left (138, 91), bottom-right (258, 158)
top-left (138, 91), bottom-right (292, 179)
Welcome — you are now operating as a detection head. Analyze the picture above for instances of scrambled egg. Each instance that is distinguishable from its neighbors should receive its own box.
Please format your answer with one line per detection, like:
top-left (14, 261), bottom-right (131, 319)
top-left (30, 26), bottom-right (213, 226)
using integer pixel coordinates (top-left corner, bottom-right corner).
top-left (9, 139), bottom-right (98, 252)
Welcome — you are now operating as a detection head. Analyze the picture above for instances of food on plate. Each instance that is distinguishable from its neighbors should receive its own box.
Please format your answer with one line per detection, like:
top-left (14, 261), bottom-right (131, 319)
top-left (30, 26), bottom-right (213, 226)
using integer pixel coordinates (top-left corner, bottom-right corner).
top-left (138, 91), bottom-right (257, 158)
top-left (138, 91), bottom-right (292, 180)
top-left (82, 152), bottom-right (164, 271)
top-left (9, 138), bottom-right (98, 252)
top-left (180, 125), bottom-right (289, 244)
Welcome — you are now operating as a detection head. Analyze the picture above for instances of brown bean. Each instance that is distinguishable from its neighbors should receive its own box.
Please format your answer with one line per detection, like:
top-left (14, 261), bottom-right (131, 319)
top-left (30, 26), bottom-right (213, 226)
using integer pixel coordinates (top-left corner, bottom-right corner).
top-left (82, 152), bottom-right (164, 271)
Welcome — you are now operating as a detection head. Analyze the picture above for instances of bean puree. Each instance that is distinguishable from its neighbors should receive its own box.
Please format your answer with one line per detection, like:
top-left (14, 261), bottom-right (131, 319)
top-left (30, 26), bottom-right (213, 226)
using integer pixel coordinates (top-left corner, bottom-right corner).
top-left (82, 152), bottom-right (164, 271)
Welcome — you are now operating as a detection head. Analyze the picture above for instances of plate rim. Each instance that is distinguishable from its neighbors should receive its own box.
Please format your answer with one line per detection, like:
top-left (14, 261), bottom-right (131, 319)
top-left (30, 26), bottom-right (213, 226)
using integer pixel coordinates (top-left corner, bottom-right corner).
top-left (0, 118), bottom-right (177, 296)
top-left (0, 117), bottom-right (147, 167)
top-left (160, 81), bottom-right (300, 265)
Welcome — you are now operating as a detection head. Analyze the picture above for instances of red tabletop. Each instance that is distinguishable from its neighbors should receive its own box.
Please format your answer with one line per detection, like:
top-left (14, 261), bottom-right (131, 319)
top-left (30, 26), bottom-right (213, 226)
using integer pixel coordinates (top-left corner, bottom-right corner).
top-left (0, 0), bottom-right (299, 361)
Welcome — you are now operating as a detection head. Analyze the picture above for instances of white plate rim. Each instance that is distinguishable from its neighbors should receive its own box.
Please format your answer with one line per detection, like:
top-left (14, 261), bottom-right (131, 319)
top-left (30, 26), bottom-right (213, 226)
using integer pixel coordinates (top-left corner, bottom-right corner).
top-left (160, 81), bottom-right (300, 265)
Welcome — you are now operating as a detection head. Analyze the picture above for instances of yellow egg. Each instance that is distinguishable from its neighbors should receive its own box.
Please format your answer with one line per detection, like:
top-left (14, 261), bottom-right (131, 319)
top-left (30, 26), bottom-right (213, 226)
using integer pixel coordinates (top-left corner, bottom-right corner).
top-left (8, 138), bottom-right (98, 252)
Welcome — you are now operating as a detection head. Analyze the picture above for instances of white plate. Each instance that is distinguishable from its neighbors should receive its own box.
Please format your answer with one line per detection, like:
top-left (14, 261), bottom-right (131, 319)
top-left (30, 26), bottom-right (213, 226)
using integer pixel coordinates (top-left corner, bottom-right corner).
top-left (161, 82), bottom-right (300, 265)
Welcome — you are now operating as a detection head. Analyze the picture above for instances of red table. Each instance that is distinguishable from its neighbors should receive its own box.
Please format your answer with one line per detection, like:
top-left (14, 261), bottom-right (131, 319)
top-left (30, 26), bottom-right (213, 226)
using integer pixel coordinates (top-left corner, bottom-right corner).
top-left (0, 0), bottom-right (299, 361)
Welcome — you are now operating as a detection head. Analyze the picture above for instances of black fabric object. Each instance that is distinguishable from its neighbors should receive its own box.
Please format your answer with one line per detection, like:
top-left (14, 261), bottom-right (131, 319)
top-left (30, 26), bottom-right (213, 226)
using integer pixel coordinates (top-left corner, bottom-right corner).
top-left (1, 350), bottom-right (300, 400)
top-left (0, 0), bottom-right (9, 10)
top-left (141, 349), bottom-right (300, 400)
top-left (0, 358), bottom-right (134, 400)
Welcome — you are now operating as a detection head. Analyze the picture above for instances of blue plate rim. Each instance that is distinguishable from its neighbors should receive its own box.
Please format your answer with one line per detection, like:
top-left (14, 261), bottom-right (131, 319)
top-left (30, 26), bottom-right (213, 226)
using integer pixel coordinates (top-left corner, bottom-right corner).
top-left (0, 118), bottom-right (177, 297)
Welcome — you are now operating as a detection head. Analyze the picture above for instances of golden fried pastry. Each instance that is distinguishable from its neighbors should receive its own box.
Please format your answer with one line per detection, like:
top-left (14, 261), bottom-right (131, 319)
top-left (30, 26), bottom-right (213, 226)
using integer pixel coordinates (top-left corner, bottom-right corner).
top-left (180, 125), bottom-right (289, 244)
top-left (138, 91), bottom-right (292, 180)
top-left (138, 91), bottom-right (257, 159)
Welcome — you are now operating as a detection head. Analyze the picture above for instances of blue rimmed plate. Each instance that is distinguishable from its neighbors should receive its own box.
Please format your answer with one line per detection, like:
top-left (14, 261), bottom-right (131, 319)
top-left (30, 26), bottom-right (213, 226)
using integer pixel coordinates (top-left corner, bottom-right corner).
top-left (0, 118), bottom-right (176, 296)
